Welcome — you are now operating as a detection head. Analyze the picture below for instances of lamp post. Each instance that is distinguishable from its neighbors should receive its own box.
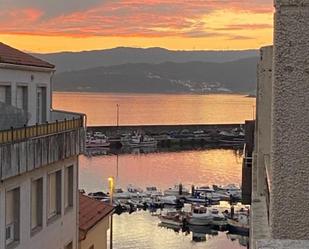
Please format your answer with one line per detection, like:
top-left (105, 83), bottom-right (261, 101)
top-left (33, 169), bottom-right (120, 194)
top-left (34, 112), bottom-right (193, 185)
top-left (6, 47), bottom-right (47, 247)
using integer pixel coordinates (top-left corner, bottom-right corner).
top-left (108, 177), bottom-right (115, 249)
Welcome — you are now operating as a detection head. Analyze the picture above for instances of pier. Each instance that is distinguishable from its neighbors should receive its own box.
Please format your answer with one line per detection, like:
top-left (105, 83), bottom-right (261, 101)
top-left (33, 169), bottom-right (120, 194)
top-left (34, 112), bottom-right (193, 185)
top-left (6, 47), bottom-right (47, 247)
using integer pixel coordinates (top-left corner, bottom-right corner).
top-left (86, 123), bottom-right (245, 148)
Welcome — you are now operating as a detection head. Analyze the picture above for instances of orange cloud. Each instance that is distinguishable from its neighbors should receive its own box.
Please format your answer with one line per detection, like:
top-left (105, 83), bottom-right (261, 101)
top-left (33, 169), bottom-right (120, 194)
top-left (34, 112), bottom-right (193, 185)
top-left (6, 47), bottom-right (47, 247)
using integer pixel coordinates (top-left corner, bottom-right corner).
top-left (0, 0), bottom-right (273, 38)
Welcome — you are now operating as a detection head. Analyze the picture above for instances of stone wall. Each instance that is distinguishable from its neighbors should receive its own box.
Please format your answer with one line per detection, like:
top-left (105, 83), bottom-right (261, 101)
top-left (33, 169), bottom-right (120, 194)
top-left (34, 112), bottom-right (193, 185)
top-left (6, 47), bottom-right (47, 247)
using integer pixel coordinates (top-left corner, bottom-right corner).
top-left (271, 0), bottom-right (309, 239)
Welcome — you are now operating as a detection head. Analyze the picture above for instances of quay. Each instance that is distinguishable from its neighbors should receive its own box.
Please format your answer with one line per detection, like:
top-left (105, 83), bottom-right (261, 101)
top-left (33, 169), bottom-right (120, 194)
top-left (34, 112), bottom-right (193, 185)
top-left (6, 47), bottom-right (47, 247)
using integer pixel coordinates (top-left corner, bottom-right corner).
top-left (87, 123), bottom-right (245, 148)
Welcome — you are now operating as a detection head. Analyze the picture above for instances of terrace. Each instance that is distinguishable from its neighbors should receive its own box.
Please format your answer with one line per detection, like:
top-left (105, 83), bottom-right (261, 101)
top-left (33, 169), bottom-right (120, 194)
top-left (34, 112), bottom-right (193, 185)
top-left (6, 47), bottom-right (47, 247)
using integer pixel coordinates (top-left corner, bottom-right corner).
top-left (0, 110), bottom-right (86, 180)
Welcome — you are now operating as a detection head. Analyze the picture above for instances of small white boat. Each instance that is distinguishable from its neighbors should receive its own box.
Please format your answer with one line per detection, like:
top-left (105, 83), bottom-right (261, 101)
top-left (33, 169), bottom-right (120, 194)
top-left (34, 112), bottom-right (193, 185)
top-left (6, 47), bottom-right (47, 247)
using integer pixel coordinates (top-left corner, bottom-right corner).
top-left (187, 206), bottom-right (226, 226)
top-left (159, 211), bottom-right (184, 227)
top-left (93, 131), bottom-right (108, 139)
top-left (86, 137), bottom-right (110, 148)
top-left (145, 186), bottom-right (162, 197)
top-left (164, 184), bottom-right (190, 197)
top-left (158, 195), bottom-right (177, 205)
top-left (127, 184), bottom-right (147, 198)
top-left (210, 208), bottom-right (227, 226)
top-left (196, 186), bottom-right (228, 201)
top-left (113, 188), bottom-right (131, 199)
top-left (187, 206), bottom-right (213, 226)
top-left (227, 210), bottom-right (249, 235)
top-left (213, 184), bottom-right (241, 199)
top-left (121, 134), bottom-right (158, 148)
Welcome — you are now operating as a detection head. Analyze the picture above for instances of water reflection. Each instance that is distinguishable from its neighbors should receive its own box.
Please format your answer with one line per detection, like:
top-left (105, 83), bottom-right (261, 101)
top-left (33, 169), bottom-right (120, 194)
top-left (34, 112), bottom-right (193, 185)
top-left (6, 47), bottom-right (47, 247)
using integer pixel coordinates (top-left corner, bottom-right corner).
top-left (79, 148), bottom-right (243, 192)
top-left (110, 210), bottom-right (248, 249)
top-left (53, 93), bottom-right (255, 126)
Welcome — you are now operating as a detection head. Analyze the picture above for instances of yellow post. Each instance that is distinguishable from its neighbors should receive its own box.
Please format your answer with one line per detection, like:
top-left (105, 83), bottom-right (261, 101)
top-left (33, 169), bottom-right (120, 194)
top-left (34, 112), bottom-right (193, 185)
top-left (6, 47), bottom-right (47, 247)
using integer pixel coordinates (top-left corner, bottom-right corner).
top-left (108, 177), bottom-right (114, 249)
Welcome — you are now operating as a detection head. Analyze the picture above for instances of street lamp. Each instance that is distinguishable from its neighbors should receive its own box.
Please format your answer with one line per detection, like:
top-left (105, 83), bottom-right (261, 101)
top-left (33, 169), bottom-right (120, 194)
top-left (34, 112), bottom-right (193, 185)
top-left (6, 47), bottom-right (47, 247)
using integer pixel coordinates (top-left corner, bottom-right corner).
top-left (108, 177), bottom-right (115, 249)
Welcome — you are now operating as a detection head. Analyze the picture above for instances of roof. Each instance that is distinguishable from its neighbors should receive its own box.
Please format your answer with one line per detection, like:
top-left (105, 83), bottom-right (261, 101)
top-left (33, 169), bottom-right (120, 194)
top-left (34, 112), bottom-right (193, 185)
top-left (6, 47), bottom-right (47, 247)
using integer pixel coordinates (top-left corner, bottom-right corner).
top-left (79, 193), bottom-right (114, 241)
top-left (0, 42), bottom-right (55, 69)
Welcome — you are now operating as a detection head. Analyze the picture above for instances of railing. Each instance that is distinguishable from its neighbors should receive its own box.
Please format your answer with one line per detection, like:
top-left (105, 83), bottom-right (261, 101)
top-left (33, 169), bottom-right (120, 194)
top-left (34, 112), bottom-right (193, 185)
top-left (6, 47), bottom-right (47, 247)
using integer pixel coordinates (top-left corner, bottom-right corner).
top-left (0, 117), bottom-right (84, 144)
top-left (264, 154), bottom-right (271, 224)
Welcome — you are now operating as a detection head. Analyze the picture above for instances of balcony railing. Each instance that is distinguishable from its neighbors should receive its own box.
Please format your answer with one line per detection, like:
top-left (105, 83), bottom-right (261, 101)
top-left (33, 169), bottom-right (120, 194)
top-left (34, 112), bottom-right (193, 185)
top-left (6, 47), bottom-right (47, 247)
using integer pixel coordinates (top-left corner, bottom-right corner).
top-left (0, 110), bottom-right (86, 181)
top-left (0, 110), bottom-right (85, 144)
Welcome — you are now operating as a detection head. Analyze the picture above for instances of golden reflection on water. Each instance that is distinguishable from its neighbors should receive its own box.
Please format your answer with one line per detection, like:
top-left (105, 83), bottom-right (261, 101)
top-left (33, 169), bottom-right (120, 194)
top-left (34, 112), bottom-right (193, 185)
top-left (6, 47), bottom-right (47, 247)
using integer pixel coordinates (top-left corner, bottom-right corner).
top-left (53, 92), bottom-right (255, 126)
top-left (79, 149), bottom-right (243, 192)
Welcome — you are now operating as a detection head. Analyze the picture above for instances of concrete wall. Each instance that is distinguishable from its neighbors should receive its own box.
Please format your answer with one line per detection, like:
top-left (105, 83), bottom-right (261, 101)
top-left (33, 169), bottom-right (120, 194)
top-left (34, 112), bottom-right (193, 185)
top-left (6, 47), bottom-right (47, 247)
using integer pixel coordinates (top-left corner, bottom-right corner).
top-left (255, 46), bottom-right (273, 196)
top-left (250, 46), bottom-right (273, 249)
top-left (271, 0), bottom-right (309, 239)
top-left (0, 127), bottom-right (85, 181)
top-left (0, 65), bottom-right (53, 127)
top-left (0, 156), bottom-right (79, 249)
top-left (79, 217), bottom-right (110, 249)
top-left (88, 123), bottom-right (243, 137)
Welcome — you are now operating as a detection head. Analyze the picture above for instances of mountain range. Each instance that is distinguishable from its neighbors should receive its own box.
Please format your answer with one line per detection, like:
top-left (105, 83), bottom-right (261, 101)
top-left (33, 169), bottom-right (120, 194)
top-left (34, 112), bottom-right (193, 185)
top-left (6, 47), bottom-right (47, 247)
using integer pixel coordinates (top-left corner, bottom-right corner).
top-left (34, 47), bottom-right (259, 94)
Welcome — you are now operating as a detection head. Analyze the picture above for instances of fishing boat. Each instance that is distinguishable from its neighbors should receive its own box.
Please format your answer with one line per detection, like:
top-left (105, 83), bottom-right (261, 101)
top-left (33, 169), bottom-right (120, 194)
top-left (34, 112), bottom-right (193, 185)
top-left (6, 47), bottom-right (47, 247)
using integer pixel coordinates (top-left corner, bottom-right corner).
top-left (213, 184), bottom-right (241, 199)
top-left (86, 137), bottom-right (110, 148)
top-left (127, 184), bottom-right (147, 198)
top-left (227, 211), bottom-right (249, 235)
top-left (210, 208), bottom-right (227, 226)
top-left (159, 211), bottom-right (185, 227)
top-left (184, 196), bottom-right (209, 204)
top-left (187, 206), bottom-right (226, 226)
top-left (113, 188), bottom-right (131, 199)
top-left (121, 134), bottom-right (158, 148)
top-left (145, 186), bottom-right (162, 197)
top-left (196, 186), bottom-right (228, 201)
top-left (158, 195), bottom-right (178, 205)
top-left (164, 184), bottom-right (190, 197)
top-left (187, 206), bottom-right (213, 226)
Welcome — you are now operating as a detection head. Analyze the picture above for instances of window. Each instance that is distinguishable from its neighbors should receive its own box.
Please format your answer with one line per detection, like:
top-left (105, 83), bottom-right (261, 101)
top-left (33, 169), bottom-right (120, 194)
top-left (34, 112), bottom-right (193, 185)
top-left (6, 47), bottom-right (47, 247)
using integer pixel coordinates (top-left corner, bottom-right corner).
top-left (65, 241), bottom-right (73, 249)
top-left (0, 85), bottom-right (11, 105)
top-left (64, 166), bottom-right (74, 210)
top-left (6, 188), bottom-right (20, 247)
top-left (16, 86), bottom-right (28, 112)
top-left (48, 171), bottom-right (61, 220)
top-left (36, 86), bottom-right (47, 123)
top-left (31, 178), bottom-right (43, 232)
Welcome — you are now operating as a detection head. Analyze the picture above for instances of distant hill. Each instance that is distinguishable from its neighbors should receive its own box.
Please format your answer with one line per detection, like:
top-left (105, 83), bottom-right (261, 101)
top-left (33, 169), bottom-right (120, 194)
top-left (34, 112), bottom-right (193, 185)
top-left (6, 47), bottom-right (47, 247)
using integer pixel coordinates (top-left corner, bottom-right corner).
top-left (33, 47), bottom-right (258, 73)
top-left (53, 57), bottom-right (258, 94)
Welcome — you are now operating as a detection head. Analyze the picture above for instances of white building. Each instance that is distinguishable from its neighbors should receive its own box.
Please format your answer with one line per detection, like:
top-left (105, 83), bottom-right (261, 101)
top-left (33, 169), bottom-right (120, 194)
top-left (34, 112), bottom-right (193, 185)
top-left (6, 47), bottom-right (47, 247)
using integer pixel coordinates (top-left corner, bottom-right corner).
top-left (0, 42), bottom-right (85, 249)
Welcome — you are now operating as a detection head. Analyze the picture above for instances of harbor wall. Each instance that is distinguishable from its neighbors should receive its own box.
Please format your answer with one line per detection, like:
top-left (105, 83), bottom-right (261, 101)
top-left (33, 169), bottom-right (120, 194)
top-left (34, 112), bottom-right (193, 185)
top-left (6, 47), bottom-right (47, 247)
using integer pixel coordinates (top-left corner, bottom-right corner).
top-left (87, 123), bottom-right (243, 137)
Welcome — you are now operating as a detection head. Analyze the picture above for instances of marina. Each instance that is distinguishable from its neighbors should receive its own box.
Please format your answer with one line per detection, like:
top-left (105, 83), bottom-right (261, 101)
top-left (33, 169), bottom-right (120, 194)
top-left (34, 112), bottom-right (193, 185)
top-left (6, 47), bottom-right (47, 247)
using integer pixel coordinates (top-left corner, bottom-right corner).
top-left (57, 93), bottom-right (254, 249)
top-left (79, 147), bottom-right (248, 249)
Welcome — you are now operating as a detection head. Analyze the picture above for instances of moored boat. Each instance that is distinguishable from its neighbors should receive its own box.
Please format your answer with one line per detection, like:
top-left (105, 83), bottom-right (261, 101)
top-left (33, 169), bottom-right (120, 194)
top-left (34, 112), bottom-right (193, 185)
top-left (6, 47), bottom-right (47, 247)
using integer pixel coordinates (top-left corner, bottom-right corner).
top-left (121, 134), bottom-right (158, 148)
top-left (227, 210), bottom-right (249, 235)
top-left (164, 184), bottom-right (190, 197)
top-left (86, 137), bottom-right (110, 148)
top-left (159, 211), bottom-right (184, 227)
top-left (187, 206), bottom-right (213, 226)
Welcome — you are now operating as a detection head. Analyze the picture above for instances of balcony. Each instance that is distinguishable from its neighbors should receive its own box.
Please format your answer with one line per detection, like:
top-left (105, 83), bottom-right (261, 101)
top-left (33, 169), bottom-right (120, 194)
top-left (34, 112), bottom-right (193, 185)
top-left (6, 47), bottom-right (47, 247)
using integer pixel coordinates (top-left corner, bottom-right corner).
top-left (0, 109), bottom-right (86, 181)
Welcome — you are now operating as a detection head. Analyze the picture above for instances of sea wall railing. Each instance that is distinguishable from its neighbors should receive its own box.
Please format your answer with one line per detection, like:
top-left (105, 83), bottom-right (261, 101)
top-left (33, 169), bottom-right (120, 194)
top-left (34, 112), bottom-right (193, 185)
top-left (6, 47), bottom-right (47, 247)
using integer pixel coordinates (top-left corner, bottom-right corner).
top-left (0, 110), bottom-right (85, 144)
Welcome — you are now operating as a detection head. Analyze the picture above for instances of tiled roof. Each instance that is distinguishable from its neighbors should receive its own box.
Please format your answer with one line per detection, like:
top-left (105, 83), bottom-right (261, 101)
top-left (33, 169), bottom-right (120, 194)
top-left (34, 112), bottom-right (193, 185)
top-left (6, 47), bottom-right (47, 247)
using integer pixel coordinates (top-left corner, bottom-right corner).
top-left (0, 42), bottom-right (54, 69)
top-left (79, 193), bottom-right (114, 241)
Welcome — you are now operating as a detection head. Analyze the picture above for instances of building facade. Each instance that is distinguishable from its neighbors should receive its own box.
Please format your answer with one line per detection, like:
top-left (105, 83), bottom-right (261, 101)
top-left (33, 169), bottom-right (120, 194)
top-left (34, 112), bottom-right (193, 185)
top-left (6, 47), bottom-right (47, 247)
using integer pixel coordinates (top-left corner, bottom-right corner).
top-left (79, 194), bottom-right (113, 249)
top-left (0, 43), bottom-right (85, 249)
top-left (247, 0), bottom-right (309, 248)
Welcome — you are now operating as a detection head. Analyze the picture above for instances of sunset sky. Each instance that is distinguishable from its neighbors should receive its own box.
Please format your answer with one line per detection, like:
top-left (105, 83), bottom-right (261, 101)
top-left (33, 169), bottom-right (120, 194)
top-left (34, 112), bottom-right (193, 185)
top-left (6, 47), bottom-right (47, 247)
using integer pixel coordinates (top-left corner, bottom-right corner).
top-left (0, 0), bottom-right (274, 53)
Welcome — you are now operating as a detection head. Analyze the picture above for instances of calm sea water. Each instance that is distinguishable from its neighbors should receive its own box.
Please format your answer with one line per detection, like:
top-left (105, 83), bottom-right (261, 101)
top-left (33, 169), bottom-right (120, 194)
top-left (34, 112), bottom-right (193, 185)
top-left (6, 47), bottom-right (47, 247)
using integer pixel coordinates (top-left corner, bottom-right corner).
top-left (53, 92), bottom-right (255, 126)
top-left (53, 92), bottom-right (254, 249)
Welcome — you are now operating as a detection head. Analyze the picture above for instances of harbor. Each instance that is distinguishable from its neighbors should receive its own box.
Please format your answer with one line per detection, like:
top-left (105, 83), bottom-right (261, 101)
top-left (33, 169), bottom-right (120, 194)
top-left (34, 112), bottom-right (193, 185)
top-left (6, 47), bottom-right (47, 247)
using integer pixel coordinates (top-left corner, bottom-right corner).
top-left (58, 93), bottom-right (254, 249)
top-left (79, 146), bottom-right (247, 249)
top-left (85, 124), bottom-right (245, 150)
